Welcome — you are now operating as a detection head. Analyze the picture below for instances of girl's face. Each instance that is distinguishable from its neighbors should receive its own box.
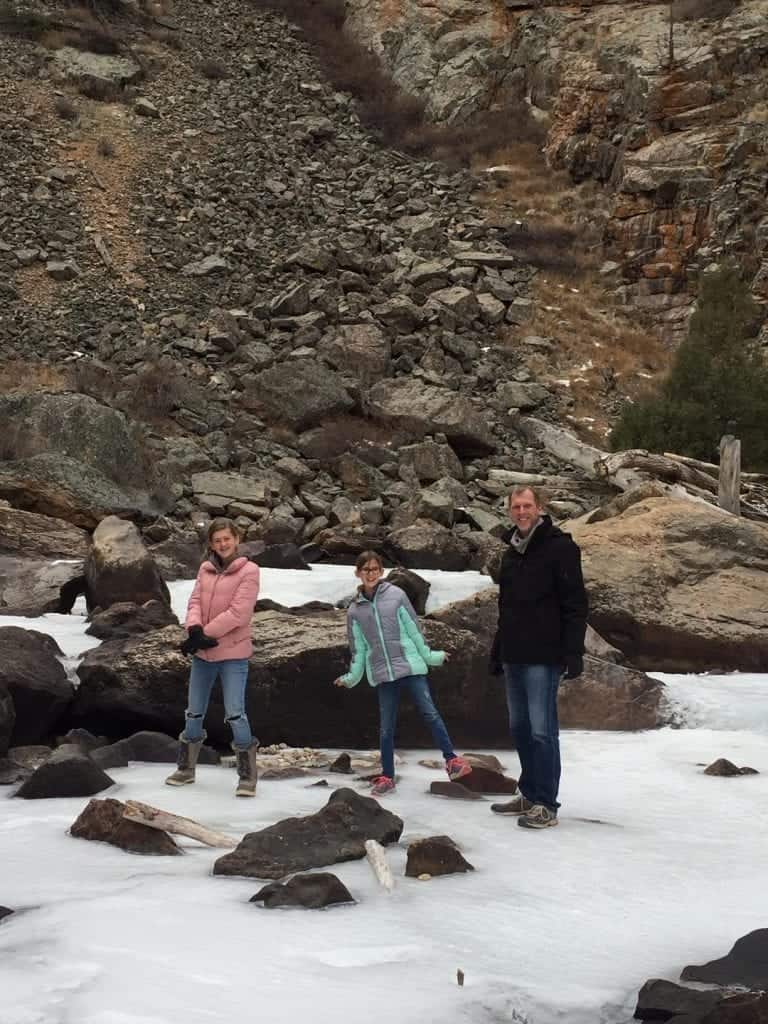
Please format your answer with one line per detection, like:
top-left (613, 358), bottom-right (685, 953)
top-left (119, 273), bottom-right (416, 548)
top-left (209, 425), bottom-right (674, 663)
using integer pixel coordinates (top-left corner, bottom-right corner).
top-left (356, 559), bottom-right (383, 589)
top-left (210, 529), bottom-right (238, 561)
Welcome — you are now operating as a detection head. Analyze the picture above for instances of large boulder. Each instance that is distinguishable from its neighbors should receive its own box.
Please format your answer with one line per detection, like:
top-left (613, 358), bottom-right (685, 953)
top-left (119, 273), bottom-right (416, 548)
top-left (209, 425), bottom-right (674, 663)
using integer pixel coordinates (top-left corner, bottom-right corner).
top-left (213, 787), bottom-right (403, 878)
top-left (0, 392), bottom-right (167, 527)
top-left (0, 505), bottom-right (89, 559)
top-left (15, 745), bottom-right (115, 799)
top-left (85, 517), bottom-right (171, 613)
top-left (0, 556), bottom-right (85, 616)
top-left (430, 588), bottom-right (667, 729)
top-left (0, 627), bottom-right (74, 744)
top-left (368, 378), bottom-right (495, 457)
top-left (385, 520), bottom-right (471, 571)
top-left (72, 610), bottom-right (497, 746)
top-left (0, 454), bottom-right (164, 529)
top-left (242, 361), bottom-right (353, 431)
top-left (70, 797), bottom-right (180, 856)
top-left (569, 498), bottom-right (768, 670)
top-left (0, 683), bottom-right (13, 757)
top-left (86, 600), bottom-right (178, 641)
top-left (317, 323), bottom-right (391, 381)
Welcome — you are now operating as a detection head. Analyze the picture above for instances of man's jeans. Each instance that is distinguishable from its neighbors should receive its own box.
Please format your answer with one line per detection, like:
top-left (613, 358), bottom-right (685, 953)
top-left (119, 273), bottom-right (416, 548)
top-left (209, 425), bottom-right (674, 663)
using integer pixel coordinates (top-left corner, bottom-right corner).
top-left (503, 663), bottom-right (562, 811)
top-left (182, 657), bottom-right (253, 750)
top-left (377, 674), bottom-right (456, 779)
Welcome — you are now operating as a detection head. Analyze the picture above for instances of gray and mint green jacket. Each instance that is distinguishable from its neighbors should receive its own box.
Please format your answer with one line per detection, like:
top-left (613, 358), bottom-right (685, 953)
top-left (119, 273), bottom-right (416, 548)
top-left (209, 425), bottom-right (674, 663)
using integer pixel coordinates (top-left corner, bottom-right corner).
top-left (340, 581), bottom-right (446, 688)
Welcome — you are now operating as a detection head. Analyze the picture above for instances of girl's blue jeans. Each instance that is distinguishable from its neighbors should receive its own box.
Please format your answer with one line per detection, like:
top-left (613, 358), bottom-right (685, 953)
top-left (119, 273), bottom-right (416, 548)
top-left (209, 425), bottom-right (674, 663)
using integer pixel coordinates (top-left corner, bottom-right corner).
top-left (181, 656), bottom-right (253, 750)
top-left (376, 674), bottom-right (456, 779)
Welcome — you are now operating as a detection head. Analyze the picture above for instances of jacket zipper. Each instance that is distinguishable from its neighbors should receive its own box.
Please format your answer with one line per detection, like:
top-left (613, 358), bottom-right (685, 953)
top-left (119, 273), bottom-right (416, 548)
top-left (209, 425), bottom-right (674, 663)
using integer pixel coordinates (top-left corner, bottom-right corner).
top-left (370, 591), bottom-right (394, 682)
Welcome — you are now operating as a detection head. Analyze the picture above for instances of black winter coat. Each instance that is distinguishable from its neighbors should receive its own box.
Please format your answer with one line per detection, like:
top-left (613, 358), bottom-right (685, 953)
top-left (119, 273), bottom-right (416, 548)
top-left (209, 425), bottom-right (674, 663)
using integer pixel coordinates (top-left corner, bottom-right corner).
top-left (492, 516), bottom-right (588, 667)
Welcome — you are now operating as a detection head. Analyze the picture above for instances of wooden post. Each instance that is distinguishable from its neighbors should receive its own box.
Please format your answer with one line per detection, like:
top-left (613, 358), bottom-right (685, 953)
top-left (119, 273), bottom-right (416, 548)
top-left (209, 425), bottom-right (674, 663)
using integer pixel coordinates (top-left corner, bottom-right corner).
top-left (718, 434), bottom-right (741, 515)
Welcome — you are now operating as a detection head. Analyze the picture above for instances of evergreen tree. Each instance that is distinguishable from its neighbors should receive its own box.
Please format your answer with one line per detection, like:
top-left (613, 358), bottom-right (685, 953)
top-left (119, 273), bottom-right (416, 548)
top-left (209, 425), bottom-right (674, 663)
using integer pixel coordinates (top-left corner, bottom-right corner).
top-left (611, 263), bottom-right (768, 469)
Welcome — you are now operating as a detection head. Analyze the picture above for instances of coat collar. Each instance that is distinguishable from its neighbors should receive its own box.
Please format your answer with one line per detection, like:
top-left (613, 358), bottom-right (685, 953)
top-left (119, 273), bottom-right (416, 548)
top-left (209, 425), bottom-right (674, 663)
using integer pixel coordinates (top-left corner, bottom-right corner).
top-left (201, 555), bottom-right (249, 575)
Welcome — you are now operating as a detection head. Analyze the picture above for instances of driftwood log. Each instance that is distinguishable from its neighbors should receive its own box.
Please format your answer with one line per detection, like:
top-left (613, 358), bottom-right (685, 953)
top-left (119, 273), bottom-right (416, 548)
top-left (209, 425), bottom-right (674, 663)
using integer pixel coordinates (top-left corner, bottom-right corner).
top-left (518, 416), bottom-right (768, 523)
top-left (122, 800), bottom-right (238, 848)
top-left (364, 839), bottom-right (395, 892)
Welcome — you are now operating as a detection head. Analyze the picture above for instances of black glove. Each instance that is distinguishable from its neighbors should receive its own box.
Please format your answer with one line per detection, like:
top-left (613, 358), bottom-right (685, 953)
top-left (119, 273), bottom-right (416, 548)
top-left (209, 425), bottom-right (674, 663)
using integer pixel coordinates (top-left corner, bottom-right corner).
top-left (180, 626), bottom-right (218, 656)
top-left (563, 654), bottom-right (584, 680)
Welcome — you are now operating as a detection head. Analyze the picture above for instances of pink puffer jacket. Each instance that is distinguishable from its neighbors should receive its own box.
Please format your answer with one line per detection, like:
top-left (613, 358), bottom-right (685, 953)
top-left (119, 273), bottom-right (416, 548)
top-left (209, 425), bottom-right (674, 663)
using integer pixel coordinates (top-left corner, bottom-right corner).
top-left (185, 556), bottom-right (260, 662)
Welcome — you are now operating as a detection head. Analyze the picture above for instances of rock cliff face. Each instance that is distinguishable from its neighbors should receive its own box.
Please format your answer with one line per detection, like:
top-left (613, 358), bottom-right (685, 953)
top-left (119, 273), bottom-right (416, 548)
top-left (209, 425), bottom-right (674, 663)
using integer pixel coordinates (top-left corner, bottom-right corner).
top-left (345, 0), bottom-right (768, 342)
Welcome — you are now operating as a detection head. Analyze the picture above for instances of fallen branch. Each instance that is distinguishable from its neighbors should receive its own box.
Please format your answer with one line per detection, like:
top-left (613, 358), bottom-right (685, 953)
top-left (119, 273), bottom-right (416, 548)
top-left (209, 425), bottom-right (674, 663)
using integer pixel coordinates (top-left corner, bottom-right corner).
top-left (364, 839), bottom-right (394, 892)
top-left (122, 800), bottom-right (238, 848)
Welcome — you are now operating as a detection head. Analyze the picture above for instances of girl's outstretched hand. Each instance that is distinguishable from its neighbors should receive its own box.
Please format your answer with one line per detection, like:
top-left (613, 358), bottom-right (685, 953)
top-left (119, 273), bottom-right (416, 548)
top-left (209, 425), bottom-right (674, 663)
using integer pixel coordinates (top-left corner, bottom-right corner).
top-left (333, 678), bottom-right (346, 687)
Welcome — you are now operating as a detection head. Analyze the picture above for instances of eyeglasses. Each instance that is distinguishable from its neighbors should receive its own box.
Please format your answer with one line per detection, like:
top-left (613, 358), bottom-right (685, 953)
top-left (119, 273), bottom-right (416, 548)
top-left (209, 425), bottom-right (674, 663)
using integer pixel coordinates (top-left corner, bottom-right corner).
top-left (360, 566), bottom-right (382, 574)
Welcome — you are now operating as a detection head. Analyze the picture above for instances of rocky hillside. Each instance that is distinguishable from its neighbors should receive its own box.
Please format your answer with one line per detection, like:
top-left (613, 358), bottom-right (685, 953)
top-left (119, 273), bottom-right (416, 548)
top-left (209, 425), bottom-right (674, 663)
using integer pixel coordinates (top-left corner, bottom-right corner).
top-left (0, 0), bottom-right (634, 574)
top-left (346, 0), bottom-right (768, 344)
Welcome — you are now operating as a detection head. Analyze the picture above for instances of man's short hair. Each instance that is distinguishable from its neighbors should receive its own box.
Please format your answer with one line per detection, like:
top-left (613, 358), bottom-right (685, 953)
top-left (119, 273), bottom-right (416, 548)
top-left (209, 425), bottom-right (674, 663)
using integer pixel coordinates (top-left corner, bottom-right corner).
top-left (507, 485), bottom-right (546, 508)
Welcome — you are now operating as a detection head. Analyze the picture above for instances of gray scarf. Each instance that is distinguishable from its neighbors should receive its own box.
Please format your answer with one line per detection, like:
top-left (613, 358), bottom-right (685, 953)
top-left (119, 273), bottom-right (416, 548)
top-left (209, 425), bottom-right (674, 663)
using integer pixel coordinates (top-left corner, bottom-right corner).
top-left (509, 517), bottom-right (543, 556)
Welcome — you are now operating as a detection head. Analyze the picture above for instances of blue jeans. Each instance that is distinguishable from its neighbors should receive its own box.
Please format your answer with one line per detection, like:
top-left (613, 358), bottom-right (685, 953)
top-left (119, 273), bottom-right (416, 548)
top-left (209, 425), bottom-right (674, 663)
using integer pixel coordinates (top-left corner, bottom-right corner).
top-left (503, 663), bottom-right (562, 811)
top-left (182, 657), bottom-right (253, 750)
top-left (377, 674), bottom-right (456, 779)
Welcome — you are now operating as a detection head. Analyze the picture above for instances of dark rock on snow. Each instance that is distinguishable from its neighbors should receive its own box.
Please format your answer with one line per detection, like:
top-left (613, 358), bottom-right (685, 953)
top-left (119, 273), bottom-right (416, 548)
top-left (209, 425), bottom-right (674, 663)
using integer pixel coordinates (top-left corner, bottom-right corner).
top-left (682, 929), bottom-right (768, 990)
top-left (634, 978), bottom-right (720, 1021)
top-left (0, 627), bottom-right (74, 745)
top-left (213, 787), bottom-right (403, 879)
top-left (405, 835), bottom-right (475, 877)
top-left (91, 730), bottom-right (219, 770)
top-left (15, 744), bottom-right (115, 799)
top-left (250, 872), bottom-right (354, 909)
top-left (429, 780), bottom-right (484, 800)
top-left (86, 600), bottom-right (179, 641)
top-left (70, 797), bottom-right (180, 855)
top-left (703, 758), bottom-right (759, 777)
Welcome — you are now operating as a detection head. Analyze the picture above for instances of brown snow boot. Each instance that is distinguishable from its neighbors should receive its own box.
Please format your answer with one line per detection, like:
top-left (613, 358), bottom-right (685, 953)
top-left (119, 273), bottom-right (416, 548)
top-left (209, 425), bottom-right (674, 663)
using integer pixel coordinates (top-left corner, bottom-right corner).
top-left (235, 740), bottom-right (259, 797)
top-left (165, 736), bottom-right (203, 786)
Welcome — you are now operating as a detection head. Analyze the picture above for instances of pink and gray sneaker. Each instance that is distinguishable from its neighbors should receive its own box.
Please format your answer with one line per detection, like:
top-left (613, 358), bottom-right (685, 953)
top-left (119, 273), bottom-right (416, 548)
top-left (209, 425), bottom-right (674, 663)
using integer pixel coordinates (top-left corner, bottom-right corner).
top-left (446, 756), bottom-right (472, 782)
top-left (370, 775), bottom-right (396, 796)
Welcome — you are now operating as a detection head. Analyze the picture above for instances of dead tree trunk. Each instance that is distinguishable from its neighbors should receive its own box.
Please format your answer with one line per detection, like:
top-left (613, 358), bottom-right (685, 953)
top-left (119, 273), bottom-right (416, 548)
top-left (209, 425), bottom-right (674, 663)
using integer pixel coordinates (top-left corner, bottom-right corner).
top-left (718, 434), bottom-right (741, 516)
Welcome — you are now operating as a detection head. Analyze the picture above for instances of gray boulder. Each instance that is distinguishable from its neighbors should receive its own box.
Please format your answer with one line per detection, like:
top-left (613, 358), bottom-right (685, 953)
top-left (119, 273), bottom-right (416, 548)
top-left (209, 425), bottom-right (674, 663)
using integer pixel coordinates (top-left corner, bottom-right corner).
top-left (15, 745), bottom-right (115, 799)
top-left (0, 627), bottom-right (74, 745)
top-left (369, 379), bottom-right (494, 456)
top-left (250, 872), bottom-right (354, 909)
top-left (86, 600), bottom-right (178, 641)
top-left (317, 324), bottom-right (391, 381)
top-left (85, 517), bottom-right (171, 613)
top-left (386, 520), bottom-right (470, 571)
top-left (243, 362), bottom-right (353, 431)
top-left (213, 788), bottom-right (403, 878)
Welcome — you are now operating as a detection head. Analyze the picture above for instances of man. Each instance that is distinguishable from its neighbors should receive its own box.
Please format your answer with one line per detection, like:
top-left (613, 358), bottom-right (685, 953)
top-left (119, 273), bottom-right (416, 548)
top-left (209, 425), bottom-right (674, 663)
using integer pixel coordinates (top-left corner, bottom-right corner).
top-left (490, 485), bottom-right (588, 829)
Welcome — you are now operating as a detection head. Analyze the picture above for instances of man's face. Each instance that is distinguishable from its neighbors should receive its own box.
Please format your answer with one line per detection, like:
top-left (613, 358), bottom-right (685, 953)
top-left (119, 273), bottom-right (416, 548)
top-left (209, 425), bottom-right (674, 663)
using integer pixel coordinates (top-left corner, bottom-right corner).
top-left (508, 490), bottom-right (543, 535)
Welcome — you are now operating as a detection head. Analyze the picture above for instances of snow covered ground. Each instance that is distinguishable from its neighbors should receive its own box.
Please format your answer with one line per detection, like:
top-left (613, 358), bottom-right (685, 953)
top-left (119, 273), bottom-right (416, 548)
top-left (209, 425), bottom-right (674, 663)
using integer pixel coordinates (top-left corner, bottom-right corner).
top-left (1, 569), bottom-right (767, 1024)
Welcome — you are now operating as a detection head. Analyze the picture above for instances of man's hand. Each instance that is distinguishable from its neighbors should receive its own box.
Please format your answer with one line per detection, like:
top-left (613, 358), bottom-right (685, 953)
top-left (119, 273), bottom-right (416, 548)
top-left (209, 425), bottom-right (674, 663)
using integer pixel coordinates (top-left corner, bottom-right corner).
top-left (564, 654), bottom-right (584, 680)
top-left (333, 677), bottom-right (347, 688)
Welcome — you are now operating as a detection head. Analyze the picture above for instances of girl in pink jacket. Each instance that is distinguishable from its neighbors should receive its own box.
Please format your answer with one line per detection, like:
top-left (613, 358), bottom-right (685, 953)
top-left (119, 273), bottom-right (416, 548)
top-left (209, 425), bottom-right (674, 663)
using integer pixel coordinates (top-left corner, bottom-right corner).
top-left (165, 518), bottom-right (261, 797)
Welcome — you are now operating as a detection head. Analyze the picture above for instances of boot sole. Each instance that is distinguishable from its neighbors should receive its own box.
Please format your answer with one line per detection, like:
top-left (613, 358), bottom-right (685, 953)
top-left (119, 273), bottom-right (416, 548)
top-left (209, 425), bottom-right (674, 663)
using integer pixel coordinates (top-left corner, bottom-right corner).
top-left (235, 788), bottom-right (256, 797)
top-left (491, 806), bottom-right (528, 815)
top-left (518, 817), bottom-right (558, 829)
top-left (165, 777), bottom-right (195, 786)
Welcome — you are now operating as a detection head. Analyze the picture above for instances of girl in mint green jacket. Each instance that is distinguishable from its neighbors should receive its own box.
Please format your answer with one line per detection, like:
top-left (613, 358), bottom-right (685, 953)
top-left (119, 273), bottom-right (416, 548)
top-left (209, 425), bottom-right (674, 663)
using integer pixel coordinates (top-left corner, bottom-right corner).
top-left (333, 551), bottom-right (471, 796)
